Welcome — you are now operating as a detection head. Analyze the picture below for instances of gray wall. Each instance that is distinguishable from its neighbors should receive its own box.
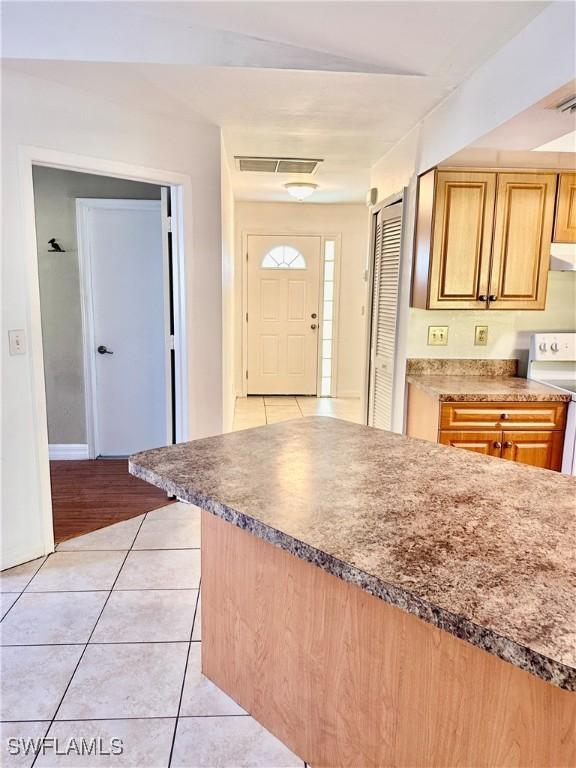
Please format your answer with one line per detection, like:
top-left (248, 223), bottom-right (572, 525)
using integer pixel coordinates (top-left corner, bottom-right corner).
top-left (33, 166), bottom-right (162, 444)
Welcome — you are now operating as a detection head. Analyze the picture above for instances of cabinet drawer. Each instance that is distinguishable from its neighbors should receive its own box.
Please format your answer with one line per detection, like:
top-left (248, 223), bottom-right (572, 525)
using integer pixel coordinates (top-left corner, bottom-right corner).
top-left (440, 402), bottom-right (566, 431)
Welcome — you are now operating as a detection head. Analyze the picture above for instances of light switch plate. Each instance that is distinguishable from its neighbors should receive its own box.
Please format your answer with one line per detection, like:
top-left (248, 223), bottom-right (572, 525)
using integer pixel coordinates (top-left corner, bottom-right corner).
top-left (8, 329), bottom-right (26, 355)
top-left (427, 326), bottom-right (448, 346)
top-left (474, 325), bottom-right (488, 346)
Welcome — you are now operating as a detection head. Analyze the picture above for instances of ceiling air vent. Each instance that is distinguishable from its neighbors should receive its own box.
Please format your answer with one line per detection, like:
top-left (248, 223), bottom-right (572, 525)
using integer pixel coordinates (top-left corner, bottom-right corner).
top-left (553, 95), bottom-right (576, 114)
top-left (234, 156), bottom-right (323, 174)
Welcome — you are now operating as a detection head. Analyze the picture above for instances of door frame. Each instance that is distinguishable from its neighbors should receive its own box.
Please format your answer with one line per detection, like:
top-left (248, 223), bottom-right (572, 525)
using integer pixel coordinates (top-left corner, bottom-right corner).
top-left (240, 230), bottom-right (342, 398)
top-left (18, 144), bottom-right (191, 557)
top-left (76, 198), bottom-right (172, 458)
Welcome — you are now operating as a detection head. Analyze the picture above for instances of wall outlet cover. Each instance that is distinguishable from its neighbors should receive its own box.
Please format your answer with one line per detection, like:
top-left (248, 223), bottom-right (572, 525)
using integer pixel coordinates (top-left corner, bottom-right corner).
top-left (427, 325), bottom-right (448, 346)
top-left (8, 329), bottom-right (26, 355)
top-left (474, 325), bottom-right (488, 346)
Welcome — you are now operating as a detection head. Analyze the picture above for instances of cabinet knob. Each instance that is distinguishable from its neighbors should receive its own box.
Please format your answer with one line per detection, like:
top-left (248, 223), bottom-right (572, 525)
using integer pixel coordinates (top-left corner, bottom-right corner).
top-left (488, 295), bottom-right (498, 302)
top-left (503, 441), bottom-right (513, 449)
top-left (493, 441), bottom-right (502, 449)
top-left (500, 413), bottom-right (510, 420)
top-left (478, 295), bottom-right (488, 302)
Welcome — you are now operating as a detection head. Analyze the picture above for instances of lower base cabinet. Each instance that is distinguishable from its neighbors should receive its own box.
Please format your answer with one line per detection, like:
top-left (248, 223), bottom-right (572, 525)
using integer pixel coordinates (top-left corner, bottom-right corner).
top-left (407, 385), bottom-right (567, 471)
top-left (439, 429), bottom-right (564, 470)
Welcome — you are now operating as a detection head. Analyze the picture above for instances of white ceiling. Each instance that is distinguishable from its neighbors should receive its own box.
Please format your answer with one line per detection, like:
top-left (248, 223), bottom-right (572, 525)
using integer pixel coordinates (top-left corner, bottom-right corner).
top-left (2, 1), bottom-right (550, 203)
top-left (471, 81), bottom-right (576, 152)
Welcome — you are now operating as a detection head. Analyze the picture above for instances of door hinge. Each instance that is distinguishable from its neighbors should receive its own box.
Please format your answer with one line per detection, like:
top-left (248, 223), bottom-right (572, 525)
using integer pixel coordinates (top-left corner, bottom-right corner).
top-left (169, 335), bottom-right (175, 350)
top-left (165, 216), bottom-right (172, 233)
top-left (246, 312), bottom-right (248, 322)
top-left (246, 252), bottom-right (248, 262)
top-left (246, 370), bottom-right (249, 379)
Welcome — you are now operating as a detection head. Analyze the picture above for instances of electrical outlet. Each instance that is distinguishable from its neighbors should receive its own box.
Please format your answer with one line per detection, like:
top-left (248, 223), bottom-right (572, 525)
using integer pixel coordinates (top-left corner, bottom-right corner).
top-left (8, 329), bottom-right (26, 355)
top-left (427, 326), bottom-right (448, 346)
top-left (474, 325), bottom-right (488, 346)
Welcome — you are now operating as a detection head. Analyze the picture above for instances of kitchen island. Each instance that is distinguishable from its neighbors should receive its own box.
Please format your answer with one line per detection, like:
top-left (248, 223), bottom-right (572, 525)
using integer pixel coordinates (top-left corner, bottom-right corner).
top-left (130, 417), bottom-right (575, 767)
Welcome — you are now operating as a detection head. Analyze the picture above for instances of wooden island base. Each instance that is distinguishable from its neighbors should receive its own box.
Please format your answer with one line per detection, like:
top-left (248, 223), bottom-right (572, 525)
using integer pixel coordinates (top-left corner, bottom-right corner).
top-left (201, 511), bottom-right (575, 767)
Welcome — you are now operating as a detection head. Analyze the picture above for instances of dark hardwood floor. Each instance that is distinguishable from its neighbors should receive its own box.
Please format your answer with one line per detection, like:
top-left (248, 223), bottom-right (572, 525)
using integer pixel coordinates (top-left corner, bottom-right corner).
top-left (50, 459), bottom-right (172, 543)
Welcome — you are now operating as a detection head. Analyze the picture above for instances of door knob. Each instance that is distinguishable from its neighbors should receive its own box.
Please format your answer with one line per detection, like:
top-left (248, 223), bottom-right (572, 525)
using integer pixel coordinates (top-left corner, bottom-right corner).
top-left (500, 413), bottom-right (510, 420)
top-left (311, 313), bottom-right (317, 319)
top-left (488, 295), bottom-right (498, 302)
top-left (478, 295), bottom-right (488, 302)
top-left (97, 345), bottom-right (113, 355)
top-left (493, 441), bottom-right (502, 449)
top-left (310, 324), bottom-right (317, 330)
top-left (503, 441), bottom-right (513, 449)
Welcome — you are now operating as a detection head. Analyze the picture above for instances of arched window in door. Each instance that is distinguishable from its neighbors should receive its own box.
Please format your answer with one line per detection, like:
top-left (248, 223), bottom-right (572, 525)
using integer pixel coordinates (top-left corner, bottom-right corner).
top-left (261, 245), bottom-right (306, 269)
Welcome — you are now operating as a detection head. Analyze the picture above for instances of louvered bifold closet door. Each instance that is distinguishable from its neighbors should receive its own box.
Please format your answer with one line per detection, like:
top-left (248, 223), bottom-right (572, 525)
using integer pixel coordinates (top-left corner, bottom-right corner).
top-left (368, 201), bottom-right (403, 430)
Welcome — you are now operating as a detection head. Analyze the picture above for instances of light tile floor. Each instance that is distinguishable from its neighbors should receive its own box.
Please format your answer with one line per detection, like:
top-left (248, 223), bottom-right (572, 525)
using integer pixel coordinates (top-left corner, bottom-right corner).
top-left (233, 395), bottom-right (362, 431)
top-left (0, 503), bottom-right (304, 767)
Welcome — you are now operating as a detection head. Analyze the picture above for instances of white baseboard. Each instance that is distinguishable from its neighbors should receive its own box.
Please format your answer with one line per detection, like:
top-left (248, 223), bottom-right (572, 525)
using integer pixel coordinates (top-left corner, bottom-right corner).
top-left (49, 443), bottom-right (90, 460)
top-left (335, 390), bottom-right (361, 399)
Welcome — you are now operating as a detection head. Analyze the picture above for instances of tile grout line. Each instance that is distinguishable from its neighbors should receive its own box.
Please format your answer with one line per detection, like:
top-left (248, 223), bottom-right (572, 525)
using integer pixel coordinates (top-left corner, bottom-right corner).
top-left (1, 714), bottom-right (252, 725)
top-left (0, 557), bottom-right (47, 622)
top-left (167, 582), bottom-right (201, 767)
top-left (29, 512), bottom-right (149, 768)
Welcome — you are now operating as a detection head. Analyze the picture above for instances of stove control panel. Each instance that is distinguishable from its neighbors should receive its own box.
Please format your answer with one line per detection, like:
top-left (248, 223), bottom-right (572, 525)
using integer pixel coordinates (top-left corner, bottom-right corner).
top-left (530, 333), bottom-right (576, 362)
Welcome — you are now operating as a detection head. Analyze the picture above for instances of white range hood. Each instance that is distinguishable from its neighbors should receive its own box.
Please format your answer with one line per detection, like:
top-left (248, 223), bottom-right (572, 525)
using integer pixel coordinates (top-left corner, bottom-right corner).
top-left (550, 242), bottom-right (576, 271)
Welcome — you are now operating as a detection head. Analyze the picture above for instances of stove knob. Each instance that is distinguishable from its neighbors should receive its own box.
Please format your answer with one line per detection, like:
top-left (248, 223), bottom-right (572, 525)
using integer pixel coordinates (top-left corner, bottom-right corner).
top-left (551, 342), bottom-right (559, 352)
top-left (539, 342), bottom-right (548, 352)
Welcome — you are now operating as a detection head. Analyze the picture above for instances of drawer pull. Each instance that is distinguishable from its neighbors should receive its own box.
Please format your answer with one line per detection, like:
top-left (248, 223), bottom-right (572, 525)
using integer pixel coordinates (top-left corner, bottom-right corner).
top-left (493, 441), bottom-right (502, 449)
top-left (503, 441), bottom-right (513, 449)
top-left (500, 413), bottom-right (510, 420)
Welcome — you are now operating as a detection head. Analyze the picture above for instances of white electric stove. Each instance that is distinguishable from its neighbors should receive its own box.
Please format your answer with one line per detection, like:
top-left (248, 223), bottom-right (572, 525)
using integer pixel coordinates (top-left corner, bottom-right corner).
top-left (528, 332), bottom-right (576, 475)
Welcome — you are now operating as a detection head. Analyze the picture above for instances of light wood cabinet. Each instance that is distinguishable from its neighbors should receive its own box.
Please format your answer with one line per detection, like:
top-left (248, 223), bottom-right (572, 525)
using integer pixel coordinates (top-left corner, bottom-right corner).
top-left (489, 173), bottom-right (557, 309)
top-left (427, 171), bottom-right (495, 309)
top-left (439, 430), bottom-right (502, 457)
top-left (412, 168), bottom-right (558, 310)
top-left (554, 172), bottom-right (576, 243)
top-left (407, 384), bottom-right (566, 472)
top-left (501, 430), bottom-right (564, 471)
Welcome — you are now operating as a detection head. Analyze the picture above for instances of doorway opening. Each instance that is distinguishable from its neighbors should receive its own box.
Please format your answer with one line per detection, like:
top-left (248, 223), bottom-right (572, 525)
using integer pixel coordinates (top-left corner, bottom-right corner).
top-left (31, 164), bottom-right (187, 543)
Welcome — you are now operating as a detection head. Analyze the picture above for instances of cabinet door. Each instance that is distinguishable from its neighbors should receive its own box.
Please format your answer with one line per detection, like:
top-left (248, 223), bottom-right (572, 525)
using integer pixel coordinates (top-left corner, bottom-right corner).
top-left (439, 430), bottom-right (502, 458)
top-left (428, 172), bottom-right (496, 309)
top-left (489, 173), bottom-right (557, 310)
top-left (501, 430), bottom-right (564, 471)
top-left (554, 172), bottom-right (576, 243)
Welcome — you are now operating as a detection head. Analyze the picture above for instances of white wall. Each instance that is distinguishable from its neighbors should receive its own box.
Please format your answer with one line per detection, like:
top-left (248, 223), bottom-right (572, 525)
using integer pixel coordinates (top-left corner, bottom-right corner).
top-left (408, 272), bottom-right (576, 375)
top-left (234, 202), bottom-right (369, 398)
top-left (2, 68), bottom-right (223, 570)
top-left (368, 2), bottom-right (576, 428)
top-left (221, 139), bottom-right (236, 431)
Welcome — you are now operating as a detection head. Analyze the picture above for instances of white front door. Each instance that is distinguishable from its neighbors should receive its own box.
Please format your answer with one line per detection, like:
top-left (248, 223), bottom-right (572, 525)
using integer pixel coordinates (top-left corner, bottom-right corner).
top-left (247, 235), bottom-right (321, 395)
top-left (78, 199), bottom-right (169, 456)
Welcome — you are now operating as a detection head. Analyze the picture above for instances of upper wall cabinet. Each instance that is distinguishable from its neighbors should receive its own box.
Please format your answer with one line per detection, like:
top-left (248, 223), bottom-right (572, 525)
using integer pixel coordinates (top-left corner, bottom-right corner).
top-left (554, 172), bottom-right (576, 243)
top-left (489, 173), bottom-right (556, 309)
top-left (412, 169), bottom-right (558, 310)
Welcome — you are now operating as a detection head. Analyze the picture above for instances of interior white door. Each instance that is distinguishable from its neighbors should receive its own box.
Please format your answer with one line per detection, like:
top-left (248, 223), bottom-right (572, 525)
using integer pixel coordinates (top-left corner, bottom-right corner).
top-left (79, 199), bottom-right (168, 456)
top-left (247, 235), bottom-right (321, 395)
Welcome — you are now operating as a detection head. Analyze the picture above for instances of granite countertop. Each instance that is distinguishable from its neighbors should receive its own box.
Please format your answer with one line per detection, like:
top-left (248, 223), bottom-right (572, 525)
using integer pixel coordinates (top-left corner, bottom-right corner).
top-left (130, 418), bottom-right (576, 691)
top-left (406, 375), bottom-right (571, 402)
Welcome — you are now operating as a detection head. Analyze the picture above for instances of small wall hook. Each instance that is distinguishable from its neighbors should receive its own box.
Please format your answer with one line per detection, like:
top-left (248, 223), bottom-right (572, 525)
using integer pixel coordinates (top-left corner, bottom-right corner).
top-left (48, 238), bottom-right (66, 252)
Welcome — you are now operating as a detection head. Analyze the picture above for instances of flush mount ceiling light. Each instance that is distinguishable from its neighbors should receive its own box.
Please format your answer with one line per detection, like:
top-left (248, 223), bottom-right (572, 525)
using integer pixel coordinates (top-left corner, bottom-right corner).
top-left (284, 182), bottom-right (318, 202)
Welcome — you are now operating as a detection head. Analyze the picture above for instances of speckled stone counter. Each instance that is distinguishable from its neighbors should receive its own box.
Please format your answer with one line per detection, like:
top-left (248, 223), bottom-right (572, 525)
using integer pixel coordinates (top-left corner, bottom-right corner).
top-left (406, 374), bottom-right (571, 402)
top-left (130, 417), bottom-right (576, 691)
